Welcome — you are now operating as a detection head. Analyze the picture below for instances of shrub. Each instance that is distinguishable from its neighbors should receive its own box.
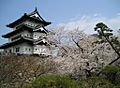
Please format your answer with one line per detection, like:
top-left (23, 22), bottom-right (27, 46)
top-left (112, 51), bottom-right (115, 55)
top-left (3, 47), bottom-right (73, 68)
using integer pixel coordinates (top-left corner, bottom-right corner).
top-left (25, 74), bottom-right (80, 88)
top-left (25, 74), bottom-right (116, 88)
top-left (101, 65), bottom-right (120, 86)
top-left (79, 76), bottom-right (114, 88)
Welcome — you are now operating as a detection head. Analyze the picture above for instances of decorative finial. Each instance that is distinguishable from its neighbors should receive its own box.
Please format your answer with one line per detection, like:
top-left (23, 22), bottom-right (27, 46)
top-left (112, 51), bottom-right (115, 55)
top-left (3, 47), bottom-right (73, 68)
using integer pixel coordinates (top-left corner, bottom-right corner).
top-left (24, 13), bottom-right (27, 16)
top-left (35, 7), bottom-right (37, 12)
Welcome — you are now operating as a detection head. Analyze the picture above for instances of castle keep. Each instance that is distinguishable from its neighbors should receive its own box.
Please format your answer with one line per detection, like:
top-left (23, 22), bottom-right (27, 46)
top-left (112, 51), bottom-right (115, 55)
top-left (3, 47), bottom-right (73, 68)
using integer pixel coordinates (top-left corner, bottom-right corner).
top-left (0, 8), bottom-right (51, 56)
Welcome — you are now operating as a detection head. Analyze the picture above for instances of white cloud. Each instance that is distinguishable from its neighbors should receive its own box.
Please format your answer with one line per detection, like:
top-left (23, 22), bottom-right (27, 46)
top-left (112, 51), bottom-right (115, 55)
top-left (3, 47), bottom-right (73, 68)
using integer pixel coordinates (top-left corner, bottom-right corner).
top-left (117, 13), bottom-right (120, 16)
top-left (57, 14), bottom-right (120, 34)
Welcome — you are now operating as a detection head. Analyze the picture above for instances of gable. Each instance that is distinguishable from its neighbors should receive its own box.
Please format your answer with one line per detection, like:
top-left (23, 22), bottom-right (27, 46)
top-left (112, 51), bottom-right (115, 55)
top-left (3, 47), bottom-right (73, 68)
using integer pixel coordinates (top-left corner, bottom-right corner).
top-left (30, 13), bottom-right (40, 18)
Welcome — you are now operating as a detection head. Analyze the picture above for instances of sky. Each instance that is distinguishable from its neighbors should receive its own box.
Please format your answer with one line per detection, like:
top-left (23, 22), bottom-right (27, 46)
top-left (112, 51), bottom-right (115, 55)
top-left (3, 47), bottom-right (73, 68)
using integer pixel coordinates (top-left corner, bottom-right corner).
top-left (0, 0), bottom-right (120, 44)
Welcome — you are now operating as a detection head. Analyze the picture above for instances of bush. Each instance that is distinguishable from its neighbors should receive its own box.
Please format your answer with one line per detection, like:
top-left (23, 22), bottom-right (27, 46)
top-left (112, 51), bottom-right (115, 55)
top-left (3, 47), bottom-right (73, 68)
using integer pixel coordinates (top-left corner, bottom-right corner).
top-left (25, 74), bottom-right (80, 88)
top-left (79, 76), bottom-right (114, 88)
top-left (25, 74), bottom-right (116, 88)
top-left (101, 65), bottom-right (120, 86)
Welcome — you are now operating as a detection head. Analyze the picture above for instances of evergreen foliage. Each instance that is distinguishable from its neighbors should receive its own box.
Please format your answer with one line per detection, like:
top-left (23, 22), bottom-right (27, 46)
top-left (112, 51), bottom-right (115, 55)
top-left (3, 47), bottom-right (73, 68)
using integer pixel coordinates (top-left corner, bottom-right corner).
top-left (94, 22), bottom-right (120, 65)
top-left (25, 75), bottom-right (80, 88)
top-left (25, 74), bottom-right (118, 88)
top-left (101, 65), bottom-right (120, 86)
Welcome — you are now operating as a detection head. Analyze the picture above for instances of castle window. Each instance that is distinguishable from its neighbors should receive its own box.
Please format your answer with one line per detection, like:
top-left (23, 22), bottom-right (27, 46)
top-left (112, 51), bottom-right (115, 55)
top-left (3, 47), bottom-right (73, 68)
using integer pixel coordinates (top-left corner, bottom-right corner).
top-left (16, 47), bottom-right (20, 52)
top-left (27, 34), bottom-right (29, 37)
top-left (9, 49), bottom-right (12, 53)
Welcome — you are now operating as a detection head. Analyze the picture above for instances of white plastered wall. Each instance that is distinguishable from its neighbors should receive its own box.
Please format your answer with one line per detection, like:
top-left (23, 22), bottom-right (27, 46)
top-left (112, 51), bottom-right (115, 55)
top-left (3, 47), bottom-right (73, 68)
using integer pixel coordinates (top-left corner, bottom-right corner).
top-left (33, 45), bottom-right (51, 55)
top-left (4, 43), bottom-right (33, 55)
top-left (33, 31), bottom-right (46, 40)
top-left (8, 30), bottom-right (32, 42)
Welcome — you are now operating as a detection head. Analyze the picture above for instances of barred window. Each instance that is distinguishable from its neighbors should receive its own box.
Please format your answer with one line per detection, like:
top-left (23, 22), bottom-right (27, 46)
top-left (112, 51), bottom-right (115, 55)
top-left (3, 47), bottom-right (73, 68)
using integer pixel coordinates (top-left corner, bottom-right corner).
top-left (16, 47), bottom-right (20, 52)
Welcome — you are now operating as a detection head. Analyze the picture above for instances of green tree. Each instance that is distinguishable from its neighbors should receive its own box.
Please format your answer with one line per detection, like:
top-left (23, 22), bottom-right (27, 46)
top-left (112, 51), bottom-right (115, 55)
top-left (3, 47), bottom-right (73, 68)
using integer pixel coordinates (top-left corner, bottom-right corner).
top-left (94, 22), bottom-right (120, 65)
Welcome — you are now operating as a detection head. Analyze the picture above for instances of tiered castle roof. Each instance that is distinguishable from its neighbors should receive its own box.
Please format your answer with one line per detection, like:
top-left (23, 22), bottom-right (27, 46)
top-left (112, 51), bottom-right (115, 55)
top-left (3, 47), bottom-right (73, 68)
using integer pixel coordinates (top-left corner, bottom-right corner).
top-left (7, 8), bottom-right (51, 28)
top-left (0, 8), bottom-right (51, 49)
